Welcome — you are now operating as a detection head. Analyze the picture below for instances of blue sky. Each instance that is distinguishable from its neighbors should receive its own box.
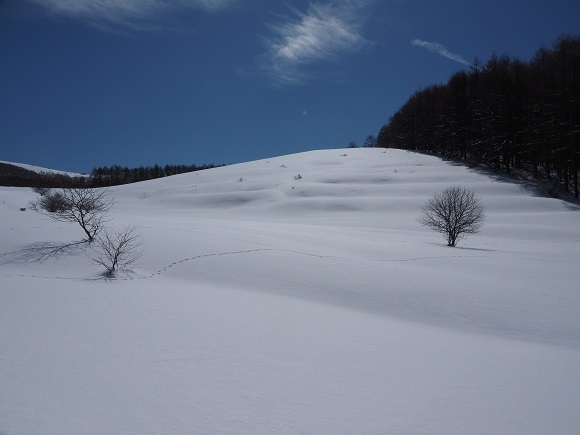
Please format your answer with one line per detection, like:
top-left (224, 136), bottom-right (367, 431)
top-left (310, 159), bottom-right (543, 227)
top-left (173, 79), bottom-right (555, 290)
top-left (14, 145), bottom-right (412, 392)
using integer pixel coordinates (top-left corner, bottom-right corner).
top-left (1, 0), bottom-right (579, 173)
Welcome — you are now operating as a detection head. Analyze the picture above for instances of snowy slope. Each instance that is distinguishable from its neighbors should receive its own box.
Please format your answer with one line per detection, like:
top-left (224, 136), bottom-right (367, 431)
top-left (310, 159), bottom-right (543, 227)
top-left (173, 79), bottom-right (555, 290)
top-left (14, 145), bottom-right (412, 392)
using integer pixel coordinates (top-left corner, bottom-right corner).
top-left (1, 149), bottom-right (579, 434)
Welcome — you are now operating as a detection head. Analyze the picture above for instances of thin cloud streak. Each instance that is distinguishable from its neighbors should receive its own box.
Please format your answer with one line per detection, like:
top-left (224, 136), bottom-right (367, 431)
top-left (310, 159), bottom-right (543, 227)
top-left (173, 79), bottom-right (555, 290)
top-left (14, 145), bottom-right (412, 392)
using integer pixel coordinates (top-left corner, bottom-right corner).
top-left (263, 1), bottom-right (371, 86)
top-left (26, 0), bottom-right (236, 30)
top-left (411, 39), bottom-right (470, 66)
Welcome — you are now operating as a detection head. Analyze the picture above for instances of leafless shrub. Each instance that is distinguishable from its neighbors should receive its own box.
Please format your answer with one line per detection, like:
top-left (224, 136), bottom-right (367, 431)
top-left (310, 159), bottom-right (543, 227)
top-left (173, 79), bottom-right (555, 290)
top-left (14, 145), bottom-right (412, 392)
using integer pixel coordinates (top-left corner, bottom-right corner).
top-left (32, 186), bottom-right (52, 196)
top-left (418, 186), bottom-right (485, 247)
top-left (31, 188), bottom-right (114, 242)
top-left (34, 190), bottom-right (67, 212)
top-left (92, 225), bottom-right (143, 276)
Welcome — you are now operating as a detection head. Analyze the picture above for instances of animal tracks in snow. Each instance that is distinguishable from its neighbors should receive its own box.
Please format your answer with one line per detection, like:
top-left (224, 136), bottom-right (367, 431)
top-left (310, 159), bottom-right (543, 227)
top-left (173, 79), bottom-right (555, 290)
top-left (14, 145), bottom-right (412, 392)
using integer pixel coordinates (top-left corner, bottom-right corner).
top-left (3, 244), bottom-right (576, 282)
top-left (125, 247), bottom-right (577, 281)
top-left (136, 248), bottom-right (338, 280)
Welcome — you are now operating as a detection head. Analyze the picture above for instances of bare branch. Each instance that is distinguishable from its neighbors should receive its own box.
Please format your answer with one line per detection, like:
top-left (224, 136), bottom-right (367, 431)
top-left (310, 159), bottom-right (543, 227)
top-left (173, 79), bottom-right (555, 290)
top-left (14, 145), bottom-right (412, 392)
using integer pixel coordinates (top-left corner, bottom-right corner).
top-left (418, 186), bottom-right (485, 247)
top-left (91, 225), bottom-right (143, 276)
top-left (31, 187), bottom-right (115, 242)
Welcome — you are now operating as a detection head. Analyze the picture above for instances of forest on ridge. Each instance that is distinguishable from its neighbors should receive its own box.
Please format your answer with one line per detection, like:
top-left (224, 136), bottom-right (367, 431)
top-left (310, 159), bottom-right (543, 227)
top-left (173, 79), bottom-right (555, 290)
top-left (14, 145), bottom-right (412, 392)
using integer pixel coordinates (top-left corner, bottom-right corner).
top-left (377, 34), bottom-right (580, 198)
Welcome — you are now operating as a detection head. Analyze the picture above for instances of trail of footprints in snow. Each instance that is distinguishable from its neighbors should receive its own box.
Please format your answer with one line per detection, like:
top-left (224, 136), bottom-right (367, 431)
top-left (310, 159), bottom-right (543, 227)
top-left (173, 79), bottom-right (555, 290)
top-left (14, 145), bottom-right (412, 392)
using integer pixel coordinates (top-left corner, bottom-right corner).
top-left (127, 246), bottom-right (579, 282)
top-left (134, 248), bottom-right (336, 280)
top-left (3, 246), bottom-right (576, 282)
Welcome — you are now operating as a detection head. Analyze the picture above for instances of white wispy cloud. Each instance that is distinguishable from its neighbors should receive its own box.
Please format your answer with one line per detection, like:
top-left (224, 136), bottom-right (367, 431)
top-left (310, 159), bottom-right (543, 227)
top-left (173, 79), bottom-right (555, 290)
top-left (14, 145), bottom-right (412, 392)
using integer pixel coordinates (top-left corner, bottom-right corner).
top-left (411, 39), bottom-right (470, 66)
top-left (26, 0), bottom-right (236, 30)
top-left (263, 1), bottom-right (372, 86)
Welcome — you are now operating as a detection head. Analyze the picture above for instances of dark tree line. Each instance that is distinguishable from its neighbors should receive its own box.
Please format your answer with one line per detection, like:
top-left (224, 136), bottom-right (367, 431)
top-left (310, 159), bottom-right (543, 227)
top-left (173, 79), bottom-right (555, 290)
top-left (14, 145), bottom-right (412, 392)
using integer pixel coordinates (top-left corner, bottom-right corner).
top-left (90, 163), bottom-right (223, 187)
top-left (0, 162), bottom-right (89, 188)
top-left (0, 161), bottom-right (224, 188)
top-left (377, 34), bottom-right (580, 198)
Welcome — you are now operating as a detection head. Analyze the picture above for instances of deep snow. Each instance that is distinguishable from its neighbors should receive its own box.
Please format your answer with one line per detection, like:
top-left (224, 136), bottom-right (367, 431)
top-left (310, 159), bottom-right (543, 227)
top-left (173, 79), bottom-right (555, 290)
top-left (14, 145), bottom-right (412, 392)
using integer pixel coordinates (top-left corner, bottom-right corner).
top-left (1, 149), bottom-right (579, 434)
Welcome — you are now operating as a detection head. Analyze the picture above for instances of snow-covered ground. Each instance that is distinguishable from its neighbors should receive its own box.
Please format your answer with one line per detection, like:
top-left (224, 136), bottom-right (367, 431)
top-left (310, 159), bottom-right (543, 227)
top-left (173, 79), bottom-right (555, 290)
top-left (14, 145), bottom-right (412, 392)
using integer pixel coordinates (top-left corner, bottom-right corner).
top-left (1, 148), bottom-right (579, 434)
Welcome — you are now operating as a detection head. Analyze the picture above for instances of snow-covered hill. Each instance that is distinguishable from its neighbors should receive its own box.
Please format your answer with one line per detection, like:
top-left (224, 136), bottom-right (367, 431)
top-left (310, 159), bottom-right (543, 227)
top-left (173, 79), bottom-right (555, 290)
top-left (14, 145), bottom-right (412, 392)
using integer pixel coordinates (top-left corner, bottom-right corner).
top-left (1, 149), bottom-right (579, 434)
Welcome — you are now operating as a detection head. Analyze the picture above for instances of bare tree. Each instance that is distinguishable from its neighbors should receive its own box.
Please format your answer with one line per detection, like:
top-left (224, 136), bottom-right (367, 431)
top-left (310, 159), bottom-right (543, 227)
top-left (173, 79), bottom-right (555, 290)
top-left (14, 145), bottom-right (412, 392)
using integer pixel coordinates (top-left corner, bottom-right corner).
top-left (31, 188), bottom-right (114, 242)
top-left (418, 186), bottom-right (485, 247)
top-left (92, 225), bottom-right (143, 276)
top-left (32, 186), bottom-right (52, 197)
top-left (363, 134), bottom-right (377, 148)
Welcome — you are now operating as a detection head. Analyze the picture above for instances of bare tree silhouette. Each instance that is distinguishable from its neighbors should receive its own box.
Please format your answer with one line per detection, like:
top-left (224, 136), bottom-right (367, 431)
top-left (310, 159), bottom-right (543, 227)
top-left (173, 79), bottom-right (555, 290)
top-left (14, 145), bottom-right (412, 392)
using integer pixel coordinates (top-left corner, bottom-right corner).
top-left (31, 188), bottom-right (114, 242)
top-left (418, 186), bottom-right (485, 247)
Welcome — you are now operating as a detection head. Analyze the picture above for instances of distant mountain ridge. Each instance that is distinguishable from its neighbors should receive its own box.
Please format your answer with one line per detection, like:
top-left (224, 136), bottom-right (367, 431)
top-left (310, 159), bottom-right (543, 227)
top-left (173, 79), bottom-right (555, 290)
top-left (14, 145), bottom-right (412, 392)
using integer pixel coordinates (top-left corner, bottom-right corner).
top-left (0, 161), bottom-right (86, 188)
top-left (0, 160), bottom-right (84, 176)
top-left (0, 159), bottom-right (224, 188)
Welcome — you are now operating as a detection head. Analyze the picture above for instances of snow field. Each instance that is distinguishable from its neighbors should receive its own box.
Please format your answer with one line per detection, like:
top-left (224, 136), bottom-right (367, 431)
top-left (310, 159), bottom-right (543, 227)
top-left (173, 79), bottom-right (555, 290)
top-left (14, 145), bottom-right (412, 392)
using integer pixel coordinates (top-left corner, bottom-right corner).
top-left (1, 148), bottom-right (579, 434)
